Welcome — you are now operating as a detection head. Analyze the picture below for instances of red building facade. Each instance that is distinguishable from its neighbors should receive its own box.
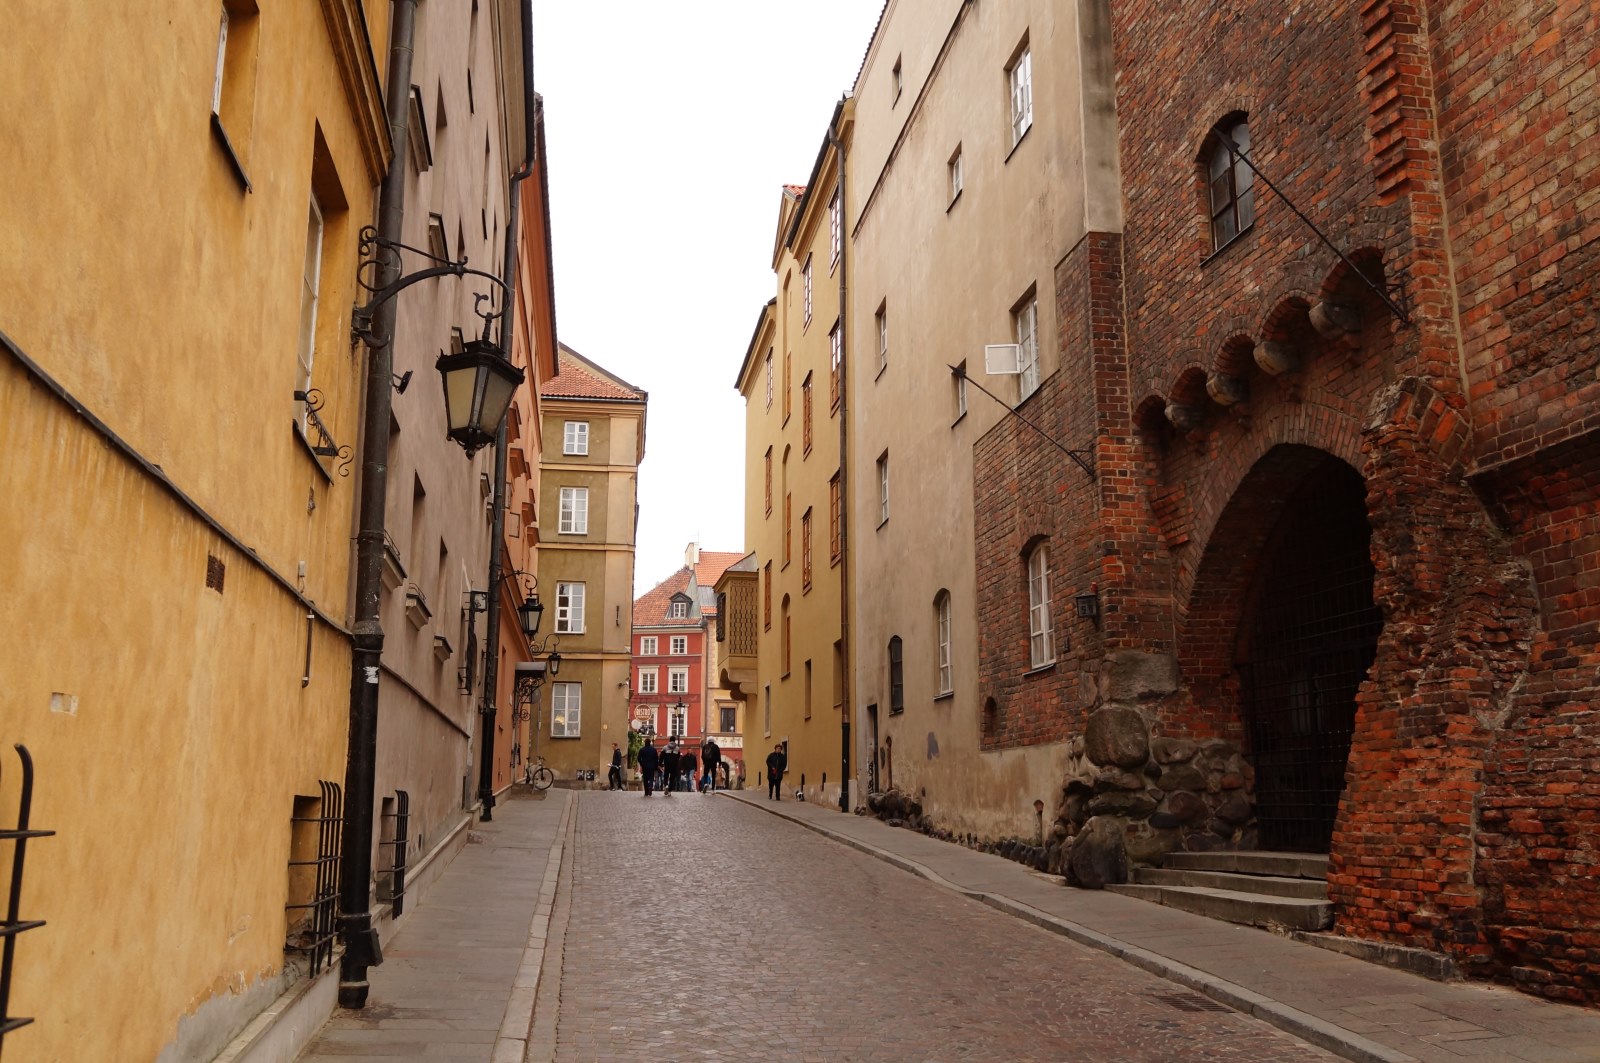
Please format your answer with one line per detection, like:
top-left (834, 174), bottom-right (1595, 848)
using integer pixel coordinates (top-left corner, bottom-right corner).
top-left (974, 0), bottom-right (1599, 1003)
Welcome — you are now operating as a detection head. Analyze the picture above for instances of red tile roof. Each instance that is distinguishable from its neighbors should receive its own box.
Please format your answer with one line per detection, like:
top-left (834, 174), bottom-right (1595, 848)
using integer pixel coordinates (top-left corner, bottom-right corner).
top-left (783, 184), bottom-right (807, 198)
top-left (540, 346), bottom-right (647, 402)
top-left (694, 552), bottom-right (746, 612)
top-left (632, 567), bottom-right (699, 628)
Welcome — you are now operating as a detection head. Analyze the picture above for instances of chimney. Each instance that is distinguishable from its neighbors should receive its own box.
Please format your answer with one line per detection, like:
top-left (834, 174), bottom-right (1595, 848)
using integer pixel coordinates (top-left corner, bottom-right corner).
top-left (684, 541), bottom-right (700, 566)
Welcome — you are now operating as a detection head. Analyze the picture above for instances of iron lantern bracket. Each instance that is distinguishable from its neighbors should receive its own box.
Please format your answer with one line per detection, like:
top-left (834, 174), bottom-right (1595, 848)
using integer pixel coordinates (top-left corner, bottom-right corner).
top-left (349, 227), bottom-right (510, 349)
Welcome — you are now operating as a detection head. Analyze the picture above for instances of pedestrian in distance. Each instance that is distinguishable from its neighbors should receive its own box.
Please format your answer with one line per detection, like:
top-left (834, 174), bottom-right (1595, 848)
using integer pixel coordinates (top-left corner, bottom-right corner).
top-left (638, 740), bottom-right (659, 798)
top-left (608, 742), bottom-right (623, 791)
top-left (681, 747), bottom-right (698, 794)
top-left (766, 743), bottom-right (787, 801)
top-left (662, 744), bottom-right (678, 797)
top-left (701, 737), bottom-right (721, 793)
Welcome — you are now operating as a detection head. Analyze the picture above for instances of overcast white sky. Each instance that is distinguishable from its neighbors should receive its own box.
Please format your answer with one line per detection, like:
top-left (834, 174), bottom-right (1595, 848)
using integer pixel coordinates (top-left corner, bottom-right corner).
top-left (530, 1), bottom-right (885, 595)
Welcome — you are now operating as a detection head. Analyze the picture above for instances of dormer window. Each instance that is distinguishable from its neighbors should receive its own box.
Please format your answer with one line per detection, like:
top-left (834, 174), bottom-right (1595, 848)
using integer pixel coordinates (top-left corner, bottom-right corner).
top-left (1207, 117), bottom-right (1255, 250)
top-left (668, 599), bottom-right (689, 620)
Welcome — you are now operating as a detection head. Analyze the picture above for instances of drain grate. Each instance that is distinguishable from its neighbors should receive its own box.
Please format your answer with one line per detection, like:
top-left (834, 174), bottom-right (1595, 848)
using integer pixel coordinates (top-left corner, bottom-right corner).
top-left (1152, 991), bottom-right (1235, 1014)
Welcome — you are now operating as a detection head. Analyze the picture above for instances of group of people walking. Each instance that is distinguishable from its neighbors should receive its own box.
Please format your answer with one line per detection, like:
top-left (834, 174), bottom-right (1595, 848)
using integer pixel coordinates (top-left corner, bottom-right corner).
top-left (630, 737), bottom-right (732, 797)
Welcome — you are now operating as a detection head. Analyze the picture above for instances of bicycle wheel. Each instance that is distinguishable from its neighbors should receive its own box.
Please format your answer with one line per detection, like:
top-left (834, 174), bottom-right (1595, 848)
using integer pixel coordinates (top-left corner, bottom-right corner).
top-left (531, 765), bottom-right (554, 791)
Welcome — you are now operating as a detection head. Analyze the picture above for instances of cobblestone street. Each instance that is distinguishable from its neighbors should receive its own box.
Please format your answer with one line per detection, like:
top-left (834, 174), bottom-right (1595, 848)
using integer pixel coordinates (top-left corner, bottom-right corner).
top-left (530, 792), bottom-right (1338, 1062)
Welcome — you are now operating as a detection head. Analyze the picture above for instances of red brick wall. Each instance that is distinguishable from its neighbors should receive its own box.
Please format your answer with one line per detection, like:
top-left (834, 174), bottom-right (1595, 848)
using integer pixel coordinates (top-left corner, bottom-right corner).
top-left (967, 0), bottom-right (1600, 1002)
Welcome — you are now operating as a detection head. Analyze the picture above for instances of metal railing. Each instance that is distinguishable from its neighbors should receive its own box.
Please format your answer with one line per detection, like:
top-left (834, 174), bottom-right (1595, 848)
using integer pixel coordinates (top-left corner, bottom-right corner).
top-left (1, 745), bottom-right (53, 1056)
top-left (285, 781), bottom-right (343, 976)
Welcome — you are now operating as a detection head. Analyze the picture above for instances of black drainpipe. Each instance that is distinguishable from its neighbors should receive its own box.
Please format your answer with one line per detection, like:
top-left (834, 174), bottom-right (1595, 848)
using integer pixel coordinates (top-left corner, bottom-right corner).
top-left (477, 12), bottom-right (539, 823)
top-left (828, 111), bottom-right (852, 813)
top-left (338, 0), bottom-right (419, 1010)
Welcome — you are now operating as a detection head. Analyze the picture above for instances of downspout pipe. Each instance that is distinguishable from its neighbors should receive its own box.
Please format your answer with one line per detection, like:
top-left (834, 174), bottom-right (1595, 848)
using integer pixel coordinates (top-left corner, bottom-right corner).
top-left (827, 112), bottom-right (852, 813)
top-left (339, 0), bottom-right (419, 1010)
top-left (476, 4), bottom-right (539, 822)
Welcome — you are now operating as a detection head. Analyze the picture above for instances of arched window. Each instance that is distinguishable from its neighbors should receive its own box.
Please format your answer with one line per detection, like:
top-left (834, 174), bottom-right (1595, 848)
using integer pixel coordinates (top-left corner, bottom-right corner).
top-left (781, 595), bottom-right (792, 676)
top-left (1207, 117), bottom-right (1254, 249)
top-left (934, 591), bottom-right (953, 696)
top-left (1027, 543), bottom-right (1054, 668)
top-left (888, 636), bottom-right (904, 715)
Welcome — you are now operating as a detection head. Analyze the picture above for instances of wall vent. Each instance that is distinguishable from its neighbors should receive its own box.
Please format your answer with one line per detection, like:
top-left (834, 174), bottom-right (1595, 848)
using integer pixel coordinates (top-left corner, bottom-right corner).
top-left (205, 554), bottom-right (226, 593)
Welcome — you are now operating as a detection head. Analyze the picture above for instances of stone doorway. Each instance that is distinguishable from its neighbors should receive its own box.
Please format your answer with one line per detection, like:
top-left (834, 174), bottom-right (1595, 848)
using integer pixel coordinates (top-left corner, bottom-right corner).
top-left (1235, 456), bottom-right (1380, 853)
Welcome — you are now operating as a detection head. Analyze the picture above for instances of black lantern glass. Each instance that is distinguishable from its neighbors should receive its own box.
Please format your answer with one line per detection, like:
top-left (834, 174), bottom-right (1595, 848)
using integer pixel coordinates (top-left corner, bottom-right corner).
top-left (548, 652), bottom-right (562, 676)
top-left (435, 338), bottom-right (525, 456)
top-left (517, 594), bottom-right (544, 639)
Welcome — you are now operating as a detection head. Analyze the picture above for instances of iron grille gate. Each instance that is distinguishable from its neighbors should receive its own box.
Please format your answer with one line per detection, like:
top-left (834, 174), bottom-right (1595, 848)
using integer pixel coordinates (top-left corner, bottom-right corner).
top-left (1239, 463), bottom-right (1381, 854)
top-left (380, 790), bottom-right (410, 919)
top-left (1, 745), bottom-right (52, 1057)
top-left (285, 780), bottom-right (342, 976)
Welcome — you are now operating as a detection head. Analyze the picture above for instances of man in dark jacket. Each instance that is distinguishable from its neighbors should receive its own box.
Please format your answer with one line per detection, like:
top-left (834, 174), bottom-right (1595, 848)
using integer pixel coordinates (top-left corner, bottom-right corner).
top-left (638, 740), bottom-right (659, 797)
top-left (700, 737), bottom-right (721, 792)
top-left (681, 748), bottom-right (698, 793)
top-left (766, 743), bottom-right (787, 801)
top-left (608, 742), bottom-right (623, 790)
top-left (661, 744), bottom-right (678, 797)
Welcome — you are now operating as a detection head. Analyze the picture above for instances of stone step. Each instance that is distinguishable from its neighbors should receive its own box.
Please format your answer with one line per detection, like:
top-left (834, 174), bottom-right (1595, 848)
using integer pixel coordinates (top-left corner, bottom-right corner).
top-left (1131, 866), bottom-right (1328, 900)
top-left (1106, 883), bottom-right (1334, 932)
top-left (1163, 850), bottom-right (1329, 880)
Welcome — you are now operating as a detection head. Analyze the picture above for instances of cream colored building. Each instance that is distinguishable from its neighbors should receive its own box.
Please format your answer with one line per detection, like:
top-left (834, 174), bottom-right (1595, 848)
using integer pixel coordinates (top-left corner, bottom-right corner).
top-left (736, 103), bottom-right (856, 806)
top-left (846, 0), bottom-right (1121, 836)
top-left (0, 2), bottom-right (390, 1059)
top-left (533, 345), bottom-right (647, 779)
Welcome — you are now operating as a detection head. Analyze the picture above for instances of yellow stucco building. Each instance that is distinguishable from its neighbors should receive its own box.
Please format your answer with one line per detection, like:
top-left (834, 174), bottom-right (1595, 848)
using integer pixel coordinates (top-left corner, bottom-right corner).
top-left (532, 346), bottom-right (647, 781)
top-left (0, 2), bottom-right (390, 1059)
top-left (736, 100), bottom-right (856, 807)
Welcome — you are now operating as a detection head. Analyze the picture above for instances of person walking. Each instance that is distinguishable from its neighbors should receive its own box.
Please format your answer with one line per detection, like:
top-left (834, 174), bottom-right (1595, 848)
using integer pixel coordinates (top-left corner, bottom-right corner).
top-left (680, 747), bottom-right (698, 794)
top-left (608, 742), bottom-right (624, 790)
top-left (700, 737), bottom-right (721, 793)
top-left (638, 740), bottom-right (659, 798)
top-left (766, 743), bottom-right (787, 801)
top-left (661, 744), bottom-right (678, 798)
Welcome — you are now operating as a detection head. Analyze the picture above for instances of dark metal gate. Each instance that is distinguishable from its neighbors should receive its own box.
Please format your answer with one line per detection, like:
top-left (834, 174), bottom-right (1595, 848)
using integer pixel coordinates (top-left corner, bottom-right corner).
top-left (1, 745), bottom-right (52, 1057)
top-left (1238, 461), bottom-right (1381, 854)
top-left (285, 780), bottom-right (342, 975)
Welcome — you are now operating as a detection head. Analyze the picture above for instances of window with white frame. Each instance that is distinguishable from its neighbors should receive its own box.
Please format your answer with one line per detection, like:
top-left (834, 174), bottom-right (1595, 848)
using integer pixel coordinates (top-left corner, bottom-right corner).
top-left (296, 196), bottom-right (324, 411)
top-left (1008, 43), bottom-right (1033, 147)
top-left (668, 666), bottom-right (689, 694)
top-left (555, 581), bottom-right (585, 633)
top-left (876, 302), bottom-right (888, 375)
top-left (670, 635), bottom-right (687, 655)
top-left (936, 591), bottom-right (953, 695)
top-left (640, 636), bottom-right (658, 655)
top-left (558, 486), bottom-right (588, 534)
top-left (669, 600), bottom-right (688, 619)
top-left (765, 349), bottom-right (774, 409)
top-left (637, 667), bottom-right (658, 694)
top-left (563, 421), bottom-right (589, 455)
top-left (551, 683), bottom-right (581, 737)
top-left (669, 703), bottom-right (687, 738)
top-left (1014, 295), bottom-right (1040, 401)
top-left (948, 145), bottom-right (963, 203)
top-left (1027, 543), bottom-right (1054, 668)
top-left (763, 685), bottom-right (772, 736)
top-left (877, 452), bottom-right (889, 526)
top-left (829, 185), bottom-right (842, 268)
top-left (829, 320), bottom-right (843, 409)
top-left (803, 255), bottom-right (813, 327)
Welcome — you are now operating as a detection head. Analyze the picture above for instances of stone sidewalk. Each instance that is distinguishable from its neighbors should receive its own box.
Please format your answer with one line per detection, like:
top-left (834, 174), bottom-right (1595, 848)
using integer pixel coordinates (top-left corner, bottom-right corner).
top-left (724, 791), bottom-right (1600, 1063)
top-left (297, 789), bottom-right (571, 1063)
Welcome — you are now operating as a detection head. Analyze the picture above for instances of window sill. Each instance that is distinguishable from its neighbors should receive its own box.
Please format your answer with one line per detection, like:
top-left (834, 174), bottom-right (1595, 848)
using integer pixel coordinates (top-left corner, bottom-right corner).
top-left (875, 363), bottom-right (887, 383)
top-left (831, 554), bottom-right (842, 568)
top-left (555, 629), bottom-right (584, 637)
top-left (933, 691), bottom-right (954, 703)
top-left (291, 421), bottom-right (334, 484)
top-left (946, 190), bottom-right (962, 213)
top-left (877, 518), bottom-right (889, 531)
top-left (1023, 661), bottom-right (1057, 678)
top-left (1004, 124), bottom-right (1032, 165)
top-left (551, 734), bottom-right (581, 740)
top-left (211, 114), bottom-right (253, 193)
top-left (1200, 222), bottom-right (1256, 267)
top-left (802, 582), bottom-right (812, 595)
top-left (951, 411), bottom-right (967, 429)
top-left (803, 443), bottom-right (812, 459)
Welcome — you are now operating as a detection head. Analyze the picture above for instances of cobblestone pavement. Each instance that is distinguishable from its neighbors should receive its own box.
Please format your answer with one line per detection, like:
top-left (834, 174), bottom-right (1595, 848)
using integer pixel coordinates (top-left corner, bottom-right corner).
top-left (532, 792), bottom-right (1339, 1062)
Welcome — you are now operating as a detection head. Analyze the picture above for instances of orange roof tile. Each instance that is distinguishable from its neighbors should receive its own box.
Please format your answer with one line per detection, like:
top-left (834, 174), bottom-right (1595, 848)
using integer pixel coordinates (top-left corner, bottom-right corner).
top-left (783, 184), bottom-right (807, 198)
top-left (540, 347), bottom-right (646, 402)
top-left (632, 567), bottom-right (699, 628)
